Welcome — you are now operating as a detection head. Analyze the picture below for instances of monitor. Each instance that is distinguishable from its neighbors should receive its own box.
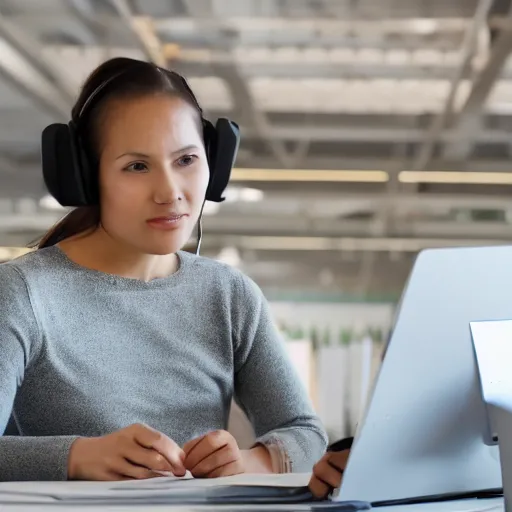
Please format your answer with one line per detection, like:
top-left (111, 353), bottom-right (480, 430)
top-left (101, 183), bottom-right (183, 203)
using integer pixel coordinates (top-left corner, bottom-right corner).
top-left (337, 245), bottom-right (509, 503)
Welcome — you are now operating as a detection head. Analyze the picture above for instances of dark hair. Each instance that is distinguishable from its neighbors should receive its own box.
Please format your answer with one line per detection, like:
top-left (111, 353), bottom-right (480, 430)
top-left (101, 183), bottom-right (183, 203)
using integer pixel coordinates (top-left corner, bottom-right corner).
top-left (35, 57), bottom-right (203, 249)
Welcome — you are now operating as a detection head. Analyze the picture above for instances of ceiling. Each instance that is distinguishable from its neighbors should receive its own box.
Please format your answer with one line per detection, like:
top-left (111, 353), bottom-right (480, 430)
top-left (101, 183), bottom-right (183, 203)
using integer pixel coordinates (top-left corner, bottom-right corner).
top-left (1, 0), bottom-right (512, 299)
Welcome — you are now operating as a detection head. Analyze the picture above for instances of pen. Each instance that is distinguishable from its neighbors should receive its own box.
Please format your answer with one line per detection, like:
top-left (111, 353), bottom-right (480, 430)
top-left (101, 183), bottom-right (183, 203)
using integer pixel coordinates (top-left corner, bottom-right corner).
top-left (327, 436), bottom-right (354, 453)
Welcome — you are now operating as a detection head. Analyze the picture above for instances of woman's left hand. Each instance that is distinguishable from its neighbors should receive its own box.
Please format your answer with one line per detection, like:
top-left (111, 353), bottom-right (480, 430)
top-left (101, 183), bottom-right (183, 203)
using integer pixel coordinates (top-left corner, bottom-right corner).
top-left (183, 430), bottom-right (244, 478)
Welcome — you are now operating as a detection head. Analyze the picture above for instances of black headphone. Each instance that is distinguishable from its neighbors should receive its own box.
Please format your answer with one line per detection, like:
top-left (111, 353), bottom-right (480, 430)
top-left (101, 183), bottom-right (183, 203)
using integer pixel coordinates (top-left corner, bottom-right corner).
top-left (40, 62), bottom-right (240, 208)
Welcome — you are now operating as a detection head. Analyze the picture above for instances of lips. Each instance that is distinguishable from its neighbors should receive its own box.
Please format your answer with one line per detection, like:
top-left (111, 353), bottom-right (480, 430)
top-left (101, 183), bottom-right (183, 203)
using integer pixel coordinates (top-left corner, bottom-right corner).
top-left (148, 214), bottom-right (186, 222)
top-left (146, 213), bottom-right (188, 231)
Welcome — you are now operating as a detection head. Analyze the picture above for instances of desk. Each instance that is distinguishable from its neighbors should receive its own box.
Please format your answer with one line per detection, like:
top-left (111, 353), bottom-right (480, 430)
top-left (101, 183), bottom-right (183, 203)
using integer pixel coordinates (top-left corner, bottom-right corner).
top-left (0, 497), bottom-right (504, 512)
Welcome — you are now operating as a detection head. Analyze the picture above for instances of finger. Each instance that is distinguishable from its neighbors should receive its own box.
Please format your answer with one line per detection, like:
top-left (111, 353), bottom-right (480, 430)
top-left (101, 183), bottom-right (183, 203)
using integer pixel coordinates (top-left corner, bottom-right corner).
top-left (206, 460), bottom-right (244, 479)
top-left (111, 457), bottom-right (160, 480)
top-left (327, 451), bottom-right (350, 472)
top-left (132, 425), bottom-right (186, 476)
top-left (125, 446), bottom-right (174, 473)
top-left (309, 475), bottom-right (331, 499)
top-left (183, 434), bottom-right (206, 456)
top-left (183, 437), bottom-right (211, 471)
top-left (313, 460), bottom-right (343, 489)
top-left (151, 470), bottom-right (173, 477)
top-left (104, 471), bottom-right (135, 482)
top-left (190, 445), bottom-right (238, 477)
top-left (184, 431), bottom-right (229, 471)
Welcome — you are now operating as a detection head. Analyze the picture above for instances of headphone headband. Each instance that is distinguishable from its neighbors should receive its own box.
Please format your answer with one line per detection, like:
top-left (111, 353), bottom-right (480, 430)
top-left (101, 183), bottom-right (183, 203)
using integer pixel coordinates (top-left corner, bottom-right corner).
top-left (77, 70), bottom-right (127, 119)
top-left (76, 64), bottom-right (204, 122)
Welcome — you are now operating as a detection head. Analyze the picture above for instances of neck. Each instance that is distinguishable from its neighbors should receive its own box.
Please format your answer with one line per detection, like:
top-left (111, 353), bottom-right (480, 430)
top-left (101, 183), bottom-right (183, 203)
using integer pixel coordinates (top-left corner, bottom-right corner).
top-left (58, 226), bottom-right (179, 282)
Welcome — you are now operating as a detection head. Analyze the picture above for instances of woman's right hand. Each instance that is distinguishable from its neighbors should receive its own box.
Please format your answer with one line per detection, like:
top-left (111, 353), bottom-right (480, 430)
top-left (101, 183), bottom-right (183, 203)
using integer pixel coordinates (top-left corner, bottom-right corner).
top-left (309, 449), bottom-right (350, 499)
top-left (67, 423), bottom-right (186, 481)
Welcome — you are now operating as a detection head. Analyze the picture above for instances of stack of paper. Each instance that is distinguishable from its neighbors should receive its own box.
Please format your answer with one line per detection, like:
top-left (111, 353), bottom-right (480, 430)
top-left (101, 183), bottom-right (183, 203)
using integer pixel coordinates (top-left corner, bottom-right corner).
top-left (0, 474), bottom-right (371, 509)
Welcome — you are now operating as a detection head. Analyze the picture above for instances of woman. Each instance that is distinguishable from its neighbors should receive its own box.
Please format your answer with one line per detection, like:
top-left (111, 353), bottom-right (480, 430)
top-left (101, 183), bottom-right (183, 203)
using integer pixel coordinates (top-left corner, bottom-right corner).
top-left (0, 57), bottom-right (327, 482)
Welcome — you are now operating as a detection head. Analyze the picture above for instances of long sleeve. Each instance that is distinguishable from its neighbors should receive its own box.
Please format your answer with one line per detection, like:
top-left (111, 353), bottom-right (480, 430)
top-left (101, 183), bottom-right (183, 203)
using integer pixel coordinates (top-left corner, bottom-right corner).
top-left (0, 264), bottom-right (78, 481)
top-left (232, 273), bottom-right (328, 473)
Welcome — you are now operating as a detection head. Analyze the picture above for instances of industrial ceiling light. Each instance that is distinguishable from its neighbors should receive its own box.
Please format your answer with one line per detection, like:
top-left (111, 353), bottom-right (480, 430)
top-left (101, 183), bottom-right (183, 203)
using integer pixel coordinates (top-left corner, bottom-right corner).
top-left (409, 18), bottom-right (439, 35)
top-left (39, 194), bottom-right (65, 211)
top-left (223, 186), bottom-right (265, 202)
top-left (238, 236), bottom-right (508, 252)
top-left (239, 187), bottom-right (265, 202)
top-left (231, 168), bottom-right (390, 183)
top-left (399, 171), bottom-right (512, 185)
top-left (202, 201), bottom-right (221, 216)
top-left (231, 168), bottom-right (512, 186)
top-left (0, 247), bottom-right (32, 260)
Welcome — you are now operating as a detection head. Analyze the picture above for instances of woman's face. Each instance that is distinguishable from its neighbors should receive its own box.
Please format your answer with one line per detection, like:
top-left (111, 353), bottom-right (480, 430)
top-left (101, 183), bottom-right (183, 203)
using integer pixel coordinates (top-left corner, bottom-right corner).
top-left (97, 94), bottom-right (209, 255)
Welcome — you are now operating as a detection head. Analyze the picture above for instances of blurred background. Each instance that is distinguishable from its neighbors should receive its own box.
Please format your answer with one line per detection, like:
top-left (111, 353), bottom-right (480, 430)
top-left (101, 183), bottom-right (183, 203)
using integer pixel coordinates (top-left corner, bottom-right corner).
top-left (1, 0), bottom-right (512, 440)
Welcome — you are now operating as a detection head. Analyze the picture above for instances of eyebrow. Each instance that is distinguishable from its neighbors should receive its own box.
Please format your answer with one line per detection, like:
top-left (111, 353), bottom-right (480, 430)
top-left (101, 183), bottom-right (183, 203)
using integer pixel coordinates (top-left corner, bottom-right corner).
top-left (115, 145), bottom-right (200, 160)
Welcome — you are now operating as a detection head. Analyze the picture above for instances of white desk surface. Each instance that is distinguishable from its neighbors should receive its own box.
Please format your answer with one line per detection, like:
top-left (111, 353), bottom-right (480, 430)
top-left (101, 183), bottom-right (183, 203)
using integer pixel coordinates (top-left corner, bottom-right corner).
top-left (0, 497), bottom-right (504, 512)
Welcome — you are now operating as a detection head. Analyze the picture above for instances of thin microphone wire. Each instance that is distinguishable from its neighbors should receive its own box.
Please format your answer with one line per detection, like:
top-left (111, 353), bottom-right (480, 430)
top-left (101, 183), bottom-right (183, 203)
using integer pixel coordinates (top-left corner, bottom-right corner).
top-left (195, 200), bottom-right (206, 256)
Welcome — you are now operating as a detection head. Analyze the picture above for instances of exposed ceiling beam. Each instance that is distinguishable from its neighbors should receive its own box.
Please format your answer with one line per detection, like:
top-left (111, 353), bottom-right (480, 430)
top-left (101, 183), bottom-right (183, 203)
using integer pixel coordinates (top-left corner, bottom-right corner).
top-left (0, 231), bottom-right (506, 257)
top-left (4, 187), bottom-right (512, 234)
top-left (199, 235), bottom-right (510, 253)
top-left (201, 215), bottom-right (512, 240)
top-left (181, 0), bottom-right (297, 168)
top-left (229, 156), bottom-right (512, 174)
top-left (177, 60), bottom-right (476, 81)
top-left (1, 212), bottom-right (510, 244)
top-left (0, 16), bottom-right (73, 118)
top-left (412, 0), bottom-right (493, 172)
top-left (1, 112), bottom-right (512, 146)
top-left (215, 191), bottom-right (512, 216)
top-left (45, 43), bottom-right (508, 80)
top-left (443, 9), bottom-right (512, 161)
top-left (4, 157), bottom-right (512, 188)
top-left (0, 213), bottom-right (63, 230)
top-left (68, 0), bottom-right (107, 44)
top-left (155, 16), bottom-right (471, 32)
top-left (5, 189), bottom-right (512, 215)
top-left (108, 0), bottom-right (167, 66)
top-left (242, 124), bottom-right (512, 144)
top-left (0, 15), bottom-right (75, 100)
top-left (0, 155), bottom-right (21, 175)
top-left (3, 15), bottom-right (473, 51)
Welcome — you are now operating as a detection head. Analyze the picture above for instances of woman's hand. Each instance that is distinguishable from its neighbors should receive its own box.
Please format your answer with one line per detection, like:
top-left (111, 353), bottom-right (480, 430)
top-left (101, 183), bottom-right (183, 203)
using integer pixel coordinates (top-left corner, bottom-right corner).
top-left (309, 449), bottom-right (350, 499)
top-left (183, 430), bottom-right (245, 478)
top-left (67, 423), bottom-right (186, 481)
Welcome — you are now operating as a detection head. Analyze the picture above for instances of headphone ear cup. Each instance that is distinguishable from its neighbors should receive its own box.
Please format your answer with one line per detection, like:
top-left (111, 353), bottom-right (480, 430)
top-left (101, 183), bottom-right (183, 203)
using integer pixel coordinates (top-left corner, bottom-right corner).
top-left (204, 118), bottom-right (240, 203)
top-left (41, 122), bottom-right (97, 207)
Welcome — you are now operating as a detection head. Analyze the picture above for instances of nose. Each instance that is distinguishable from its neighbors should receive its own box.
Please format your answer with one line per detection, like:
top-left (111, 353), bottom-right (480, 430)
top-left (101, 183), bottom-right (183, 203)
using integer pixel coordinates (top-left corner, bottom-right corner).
top-left (152, 166), bottom-right (182, 204)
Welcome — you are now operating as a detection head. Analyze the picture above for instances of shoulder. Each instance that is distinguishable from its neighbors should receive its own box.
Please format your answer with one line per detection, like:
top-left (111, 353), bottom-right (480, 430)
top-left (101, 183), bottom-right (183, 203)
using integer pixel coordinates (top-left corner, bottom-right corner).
top-left (0, 259), bottom-right (27, 296)
top-left (0, 247), bottom-right (66, 310)
top-left (179, 251), bottom-right (262, 301)
top-left (0, 247), bottom-right (59, 286)
top-left (0, 252), bottom-right (46, 363)
top-left (0, 252), bottom-right (40, 315)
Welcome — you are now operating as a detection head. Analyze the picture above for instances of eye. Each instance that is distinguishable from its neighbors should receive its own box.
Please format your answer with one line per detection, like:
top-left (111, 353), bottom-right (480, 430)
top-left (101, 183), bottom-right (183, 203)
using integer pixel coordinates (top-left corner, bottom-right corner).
top-left (125, 162), bottom-right (148, 173)
top-left (176, 154), bottom-right (197, 167)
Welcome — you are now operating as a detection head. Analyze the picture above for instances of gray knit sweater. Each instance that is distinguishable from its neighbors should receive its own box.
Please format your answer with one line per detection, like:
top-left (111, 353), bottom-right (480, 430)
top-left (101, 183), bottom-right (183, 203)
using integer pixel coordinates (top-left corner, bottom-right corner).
top-left (0, 246), bottom-right (327, 481)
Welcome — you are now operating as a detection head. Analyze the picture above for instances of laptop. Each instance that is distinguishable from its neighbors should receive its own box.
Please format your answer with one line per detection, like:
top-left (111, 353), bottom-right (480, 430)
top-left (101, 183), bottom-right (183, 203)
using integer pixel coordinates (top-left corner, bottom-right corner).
top-left (337, 245), bottom-right (510, 503)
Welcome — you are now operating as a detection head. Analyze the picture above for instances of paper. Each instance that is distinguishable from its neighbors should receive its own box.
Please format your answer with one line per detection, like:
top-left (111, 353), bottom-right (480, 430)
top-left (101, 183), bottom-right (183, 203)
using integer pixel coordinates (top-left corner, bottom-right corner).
top-left (0, 472), bottom-right (311, 504)
top-left (110, 472), bottom-right (310, 491)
